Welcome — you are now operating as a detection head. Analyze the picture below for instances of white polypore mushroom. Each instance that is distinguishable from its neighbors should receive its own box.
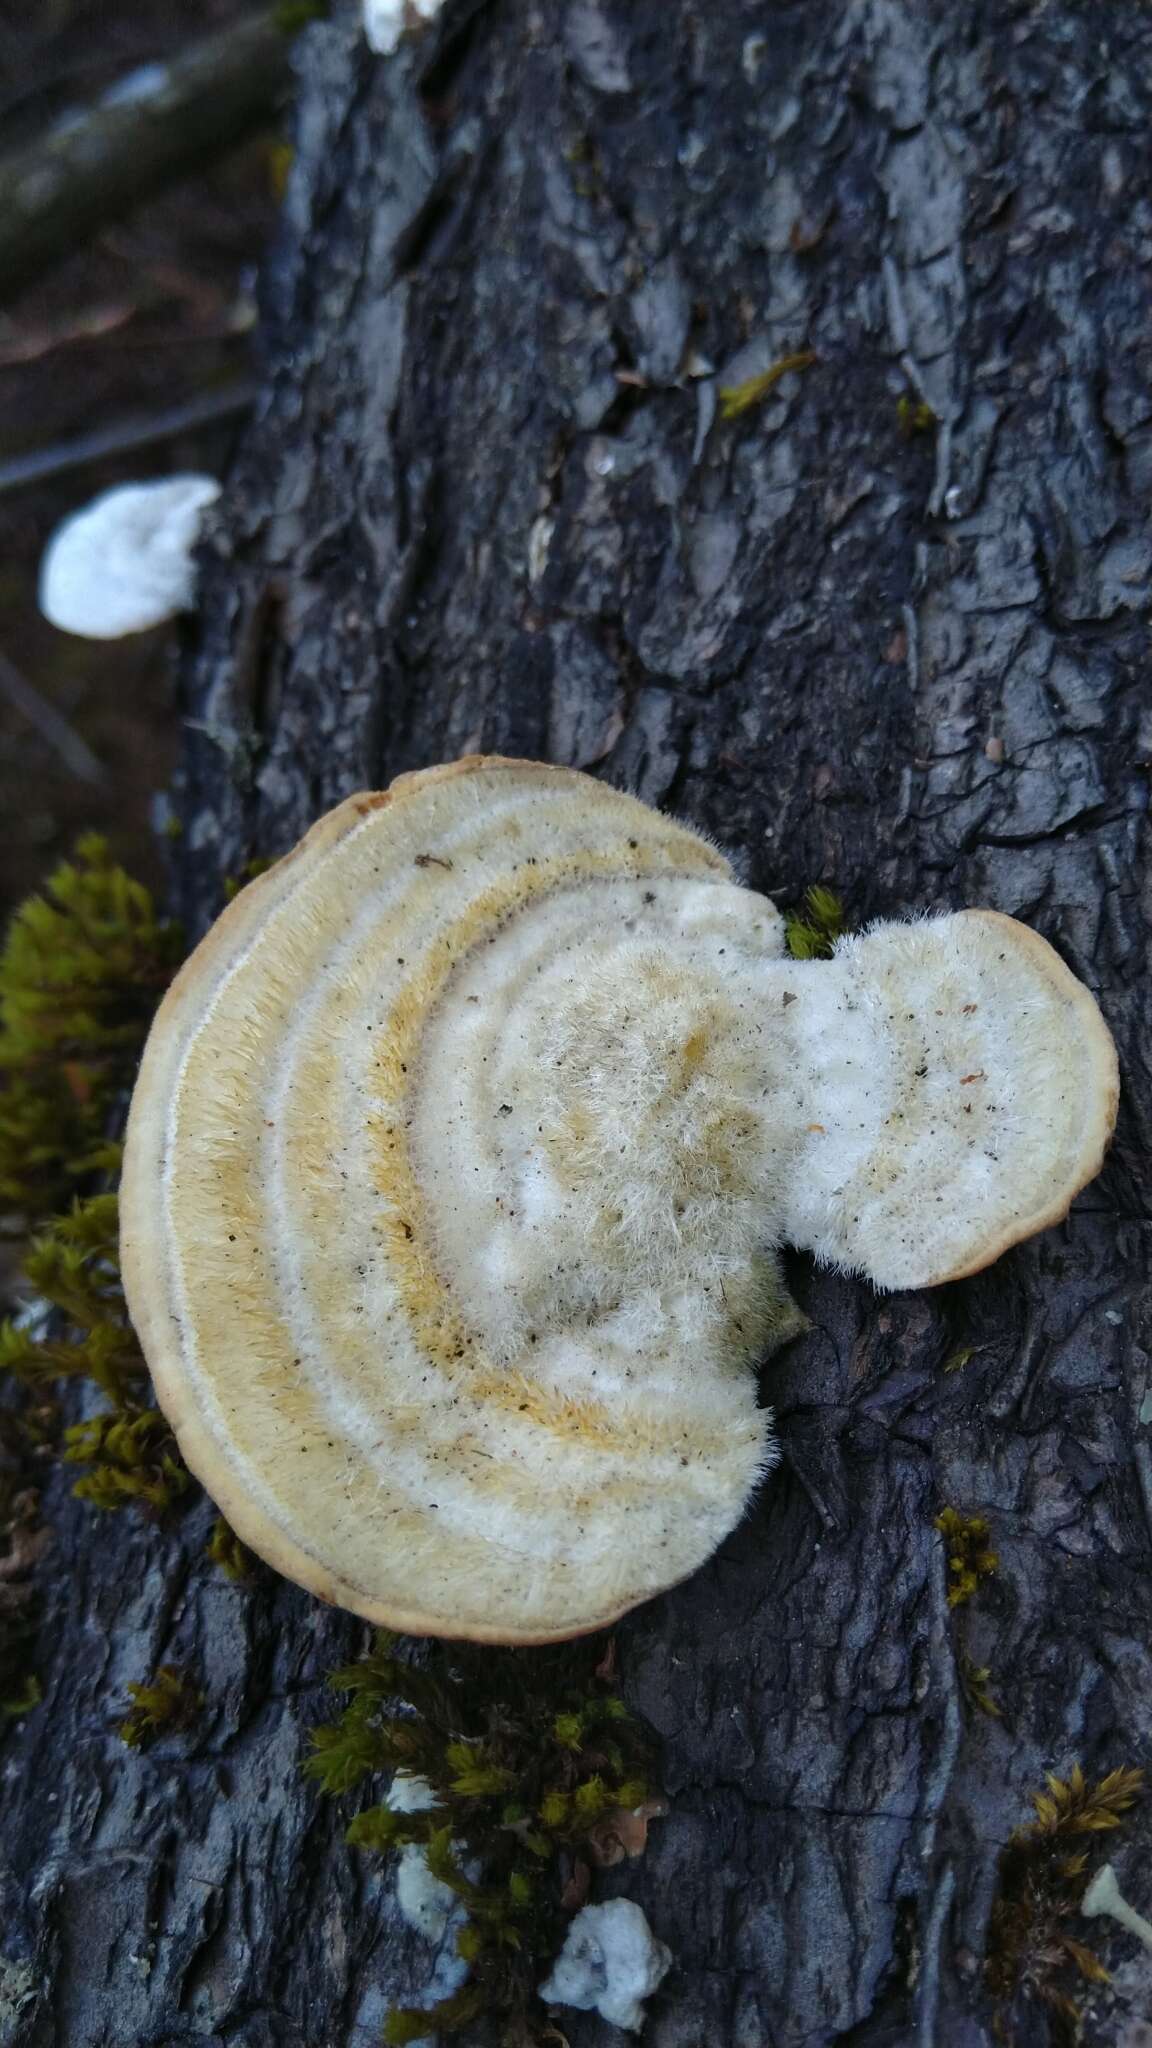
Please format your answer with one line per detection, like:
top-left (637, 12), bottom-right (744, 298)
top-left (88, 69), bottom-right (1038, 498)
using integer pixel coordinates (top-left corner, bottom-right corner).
top-left (539, 1899), bottom-right (673, 2033)
top-left (120, 758), bottom-right (1118, 1643)
top-left (1081, 1864), bottom-right (1152, 1956)
top-left (38, 476), bottom-right (220, 638)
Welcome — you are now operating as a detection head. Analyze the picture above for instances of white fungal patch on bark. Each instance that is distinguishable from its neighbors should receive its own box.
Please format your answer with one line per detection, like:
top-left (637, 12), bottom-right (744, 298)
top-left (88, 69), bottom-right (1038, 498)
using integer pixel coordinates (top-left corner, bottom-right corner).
top-left (539, 1899), bottom-right (673, 2032)
top-left (384, 1776), bottom-right (470, 2039)
top-left (387, 1773), bottom-right (439, 1815)
top-left (385, 1775), bottom-right (458, 1943)
top-left (120, 759), bottom-right (1117, 1643)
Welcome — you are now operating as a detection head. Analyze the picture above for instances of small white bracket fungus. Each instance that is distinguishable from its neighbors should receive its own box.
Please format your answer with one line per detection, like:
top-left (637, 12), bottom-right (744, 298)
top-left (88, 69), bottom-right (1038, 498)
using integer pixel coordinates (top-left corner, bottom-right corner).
top-left (363, 0), bottom-right (444, 57)
top-left (539, 1899), bottom-right (672, 2033)
top-left (120, 758), bottom-right (1118, 1643)
top-left (39, 476), bottom-right (220, 638)
top-left (1081, 1863), bottom-right (1152, 1957)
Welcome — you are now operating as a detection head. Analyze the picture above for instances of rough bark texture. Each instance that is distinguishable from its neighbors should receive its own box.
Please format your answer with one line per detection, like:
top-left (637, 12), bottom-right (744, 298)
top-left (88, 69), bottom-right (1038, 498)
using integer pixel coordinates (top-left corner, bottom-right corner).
top-left (3, 2), bottom-right (1152, 2044)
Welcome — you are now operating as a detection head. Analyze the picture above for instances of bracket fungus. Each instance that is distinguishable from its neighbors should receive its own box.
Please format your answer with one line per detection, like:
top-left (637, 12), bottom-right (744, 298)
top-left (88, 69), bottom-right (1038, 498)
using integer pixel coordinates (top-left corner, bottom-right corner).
top-left (121, 758), bottom-right (1117, 1643)
top-left (39, 476), bottom-right (220, 639)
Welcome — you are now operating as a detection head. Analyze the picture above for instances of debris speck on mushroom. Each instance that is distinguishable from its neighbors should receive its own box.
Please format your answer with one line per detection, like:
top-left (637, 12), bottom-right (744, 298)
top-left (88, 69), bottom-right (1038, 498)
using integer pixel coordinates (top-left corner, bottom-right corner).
top-left (120, 758), bottom-right (1118, 1643)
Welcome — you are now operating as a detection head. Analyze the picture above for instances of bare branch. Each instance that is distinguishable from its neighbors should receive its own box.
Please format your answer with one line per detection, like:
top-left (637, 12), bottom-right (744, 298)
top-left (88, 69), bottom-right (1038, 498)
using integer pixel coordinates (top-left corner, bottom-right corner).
top-left (0, 8), bottom-right (314, 307)
top-left (0, 653), bottom-right (106, 785)
top-left (0, 382), bottom-right (253, 496)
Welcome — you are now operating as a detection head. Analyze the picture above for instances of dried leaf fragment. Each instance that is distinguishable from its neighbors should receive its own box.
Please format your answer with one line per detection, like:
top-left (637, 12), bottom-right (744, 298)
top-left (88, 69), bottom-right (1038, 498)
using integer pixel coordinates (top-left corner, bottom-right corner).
top-left (719, 349), bottom-right (817, 420)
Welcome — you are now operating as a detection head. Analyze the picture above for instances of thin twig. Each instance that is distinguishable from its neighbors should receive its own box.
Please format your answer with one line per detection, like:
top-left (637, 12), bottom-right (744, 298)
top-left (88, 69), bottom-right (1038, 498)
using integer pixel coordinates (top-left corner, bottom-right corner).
top-left (0, 381), bottom-right (253, 496)
top-left (0, 7), bottom-right (317, 306)
top-left (0, 653), bottom-right (107, 785)
top-left (0, 301), bottom-right (137, 368)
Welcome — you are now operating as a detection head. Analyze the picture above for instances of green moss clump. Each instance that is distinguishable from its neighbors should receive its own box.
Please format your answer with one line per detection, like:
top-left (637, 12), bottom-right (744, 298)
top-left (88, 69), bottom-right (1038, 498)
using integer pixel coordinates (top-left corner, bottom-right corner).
top-left (118, 1663), bottom-right (204, 1749)
top-left (933, 1506), bottom-right (1001, 1717)
top-left (935, 1506), bottom-right (998, 1610)
top-left (1, 1672), bottom-right (41, 1718)
top-left (307, 1631), bottom-right (662, 2043)
top-left (897, 394), bottom-right (938, 437)
top-left (3, 1195), bottom-right (137, 1398)
top-left (0, 1190), bottom-right (190, 1513)
top-left (0, 840), bottom-right (186, 1716)
top-left (784, 884), bottom-right (845, 961)
top-left (65, 1407), bottom-right (191, 1514)
top-left (0, 836), bottom-right (182, 1226)
top-left (987, 1764), bottom-right (1143, 2041)
top-left (0, 840), bottom-right (251, 1725)
top-left (207, 1515), bottom-right (256, 1581)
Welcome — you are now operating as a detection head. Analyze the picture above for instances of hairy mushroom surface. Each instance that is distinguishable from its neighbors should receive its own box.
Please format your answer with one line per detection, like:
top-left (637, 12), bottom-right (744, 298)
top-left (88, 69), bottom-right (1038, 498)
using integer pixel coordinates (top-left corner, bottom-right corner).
top-left (120, 757), bottom-right (1117, 1642)
top-left (39, 476), bottom-right (220, 638)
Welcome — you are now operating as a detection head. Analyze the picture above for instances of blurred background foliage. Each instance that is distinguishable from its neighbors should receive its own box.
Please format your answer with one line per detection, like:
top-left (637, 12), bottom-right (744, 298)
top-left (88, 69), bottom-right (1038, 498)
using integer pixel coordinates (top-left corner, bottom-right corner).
top-left (0, 0), bottom-right (284, 920)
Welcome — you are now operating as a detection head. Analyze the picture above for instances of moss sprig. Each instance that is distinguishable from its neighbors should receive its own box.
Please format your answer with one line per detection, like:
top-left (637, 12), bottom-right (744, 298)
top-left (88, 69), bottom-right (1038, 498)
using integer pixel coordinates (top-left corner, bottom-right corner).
top-left (274, 0), bottom-right (330, 30)
top-left (934, 1506), bottom-right (1001, 1717)
top-left (118, 1663), bottom-right (204, 1749)
top-left (207, 1515), bottom-right (256, 1581)
top-left (3, 1195), bottom-right (138, 1396)
top-left (936, 1507), bottom-right (998, 1611)
top-left (65, 1407), bottom-right (191, 1514)
top-left (0, 1190), bottom-right (191, 1512)
top-left (308, 1631), bottom-right (661, 2044)
top-left (987, 1764), bottom-right (1144, 2040)
top-left (897, 394), bottom-right (938, 437)
top-left (957, 1646), bottom-right (1001, 1721)
top-left (784, 885), bottom-right (845, 961)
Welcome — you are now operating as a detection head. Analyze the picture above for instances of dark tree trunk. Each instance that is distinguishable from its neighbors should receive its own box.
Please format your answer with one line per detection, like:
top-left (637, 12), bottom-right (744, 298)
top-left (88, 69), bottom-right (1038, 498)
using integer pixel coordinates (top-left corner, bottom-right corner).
top-left (4, 3), bottom-right (1151, 2045)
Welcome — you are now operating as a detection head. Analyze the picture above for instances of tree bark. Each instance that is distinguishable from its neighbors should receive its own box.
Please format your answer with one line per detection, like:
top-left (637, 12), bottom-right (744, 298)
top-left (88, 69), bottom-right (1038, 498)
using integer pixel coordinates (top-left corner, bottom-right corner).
top-left (4, 3), bottom-right (1152, 2045)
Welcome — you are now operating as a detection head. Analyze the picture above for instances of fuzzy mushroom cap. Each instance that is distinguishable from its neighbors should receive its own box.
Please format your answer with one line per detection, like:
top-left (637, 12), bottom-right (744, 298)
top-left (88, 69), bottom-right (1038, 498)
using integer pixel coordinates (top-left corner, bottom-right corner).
top-left (120, 758), bottom-right (1116, 1642)
top-left (780, 911), bottom-right (1117, 1288)
top-left (39, 476), bottom-right (220, 638)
